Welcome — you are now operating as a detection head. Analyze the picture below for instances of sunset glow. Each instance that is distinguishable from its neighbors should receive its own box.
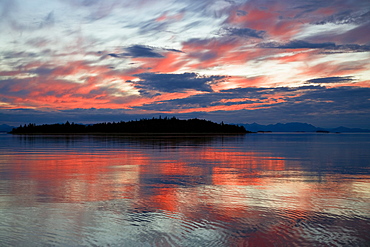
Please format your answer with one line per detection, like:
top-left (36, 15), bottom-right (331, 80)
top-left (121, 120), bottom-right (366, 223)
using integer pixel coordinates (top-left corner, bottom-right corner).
top-left (1, 0), bottom-right (370, 128)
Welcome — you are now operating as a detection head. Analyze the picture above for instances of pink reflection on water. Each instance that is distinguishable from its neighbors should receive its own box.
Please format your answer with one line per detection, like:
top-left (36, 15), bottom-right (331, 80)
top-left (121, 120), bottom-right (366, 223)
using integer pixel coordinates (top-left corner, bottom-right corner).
top-left (1, 135), bottom-right (370, 246)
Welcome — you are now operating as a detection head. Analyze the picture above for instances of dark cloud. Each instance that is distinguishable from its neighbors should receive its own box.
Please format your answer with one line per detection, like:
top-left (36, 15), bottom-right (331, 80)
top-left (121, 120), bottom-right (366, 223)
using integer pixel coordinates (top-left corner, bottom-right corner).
top-left (224, 27), bottom-right (265, 39)
top-left (164, 48), bottom-right (183, 53)
top-left (133, 73), bottom-right (225, 93)
top-left (128, 85), bottom-right (370, 128)
top-left (29, 66), bottom-right (56, 76)
top-left (295, 86), bottom-right (370, 104)
top-left (2, 51), bottom-right (39, 60)
top-left (315, 10), bottom-right (370, 25)
top-left (236, 10), bottom-right (247, 16)
top-left (140, 86), bottom-right (313, 111)
top-left (259, 40), bottom-right (370, 52)
top-left (306, 76), bottom-right (354, 84)
top-left (260, 40), bottom-right (336, 49)
top-left (107, 53), bottom-right (123, 58)
top-left (325, 44), bottom-right (370, 53)
top-left (260, 86), bottom-right (370, 124)
top-left (292, 0), bottom-right (369, 19)
top-left (125, 45), bottom-right (164, 58)
top-left (106, 45), bottom-right (167, 59)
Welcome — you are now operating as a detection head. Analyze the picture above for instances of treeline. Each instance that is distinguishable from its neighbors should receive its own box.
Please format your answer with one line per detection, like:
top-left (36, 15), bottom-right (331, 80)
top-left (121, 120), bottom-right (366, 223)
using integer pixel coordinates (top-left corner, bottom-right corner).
top-left (10, 117), bottom-right (248, 134)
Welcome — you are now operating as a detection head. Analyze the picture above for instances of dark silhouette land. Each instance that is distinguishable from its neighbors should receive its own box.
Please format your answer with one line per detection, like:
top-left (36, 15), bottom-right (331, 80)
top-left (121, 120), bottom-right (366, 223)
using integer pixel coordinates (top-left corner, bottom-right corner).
top-left (10, 117), bottom-right (248, 134)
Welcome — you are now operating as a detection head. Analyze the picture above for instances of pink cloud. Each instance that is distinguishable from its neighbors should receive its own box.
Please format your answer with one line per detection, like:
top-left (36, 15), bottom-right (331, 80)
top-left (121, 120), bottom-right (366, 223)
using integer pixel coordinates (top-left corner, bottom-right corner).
top-left (133, 51), bottom-right (187, 73)
top-left (225, 1), bottom-right (303, 40)
top-left (175, 90), bottom-right (301, 114)
top-left (212, 76), bottom-right (269, 91)
top-left (298, 60), bottom-right (368, 79)
top-left (155, 11), bottom-right (184, 22)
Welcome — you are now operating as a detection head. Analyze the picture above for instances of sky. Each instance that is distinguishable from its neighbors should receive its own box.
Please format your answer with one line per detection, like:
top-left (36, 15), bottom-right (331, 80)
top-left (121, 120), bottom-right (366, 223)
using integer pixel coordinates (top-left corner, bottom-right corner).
top-left (0, 0), bottom-right (370, 128)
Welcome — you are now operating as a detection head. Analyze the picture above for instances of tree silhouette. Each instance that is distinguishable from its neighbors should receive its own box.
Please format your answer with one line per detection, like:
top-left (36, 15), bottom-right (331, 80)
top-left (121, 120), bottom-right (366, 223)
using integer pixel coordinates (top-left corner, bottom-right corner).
top-left (10, 117), bottom-right (249, 134)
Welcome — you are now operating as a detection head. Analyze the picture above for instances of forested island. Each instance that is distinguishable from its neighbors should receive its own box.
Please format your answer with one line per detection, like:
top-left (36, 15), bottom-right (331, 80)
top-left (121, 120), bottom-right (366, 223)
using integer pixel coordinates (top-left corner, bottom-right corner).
top-left (10, 117), bottom-right (248, 134)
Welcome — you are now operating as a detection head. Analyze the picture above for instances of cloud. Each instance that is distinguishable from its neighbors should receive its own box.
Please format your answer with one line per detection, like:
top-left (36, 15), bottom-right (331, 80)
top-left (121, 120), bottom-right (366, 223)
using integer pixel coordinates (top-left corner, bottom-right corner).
top-left (315, 10), bottom-right (370, 25)
top-left (259, 40), bottom-right (370, 52)
top-left (260, 40), bottom-right (336, 49)
top-left (236, 10), bottom-right (247, 16)
top-left (223, 27), bottom-right (265, 39)
top-left (306, 76), bottom-right (355, 84)
top-left (223, 0), bottom-right (370, 42)
top-left (165, 48), bottom-right (183, 53)
top-left (284, 86), bottom-right (370, 119)
top-left (0, 0), bottom-right (17, 21)
top-left (108, 85), bottom-right (370, 128)
top-left (130, 86), bottom-right (306, 112)
top-left (325, 44), bottom-right (370, 53)
top-left (125, 45), bottom-right (164, 58)
top-left (107, 53), bottom-right (122, 58)
top-left (224, 0), bottom-right (308, 40)
top-left (221, 86), bottom-right (370, 127)
top-left (107, 45), bottom-right (176, 59)
top-left (133, 73), bottom-right (225, 93)
top-left (305, 21), bottom-right (370, 44)
top-left (137, 19), bottom-right (170, 35)
top-left (181, 37), bottom-right (247, 69)
top-left (64, 0), bottom-right (122, 20)
top-left (1, 86), bottom-right (370, 128)
top-left (39, 11), bottom-right (55, 28)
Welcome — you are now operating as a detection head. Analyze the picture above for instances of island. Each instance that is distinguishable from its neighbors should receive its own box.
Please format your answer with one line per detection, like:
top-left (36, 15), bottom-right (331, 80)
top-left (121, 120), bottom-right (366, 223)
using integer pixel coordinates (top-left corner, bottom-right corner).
top-left (9, 117), bottom-right (249, 134)
top-left (316, 130), bottom-right (330, 133)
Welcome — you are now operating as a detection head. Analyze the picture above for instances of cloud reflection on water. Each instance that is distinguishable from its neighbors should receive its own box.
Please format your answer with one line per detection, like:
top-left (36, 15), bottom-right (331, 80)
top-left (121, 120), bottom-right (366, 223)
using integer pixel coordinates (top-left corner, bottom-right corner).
top-left (1, 134), bottom-right (369, 245)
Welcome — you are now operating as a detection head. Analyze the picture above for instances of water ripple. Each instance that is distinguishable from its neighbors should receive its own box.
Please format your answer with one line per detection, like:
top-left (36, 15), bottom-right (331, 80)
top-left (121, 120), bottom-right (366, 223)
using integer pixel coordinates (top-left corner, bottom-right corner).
top-left (1, 134), bottom-right (370, 246)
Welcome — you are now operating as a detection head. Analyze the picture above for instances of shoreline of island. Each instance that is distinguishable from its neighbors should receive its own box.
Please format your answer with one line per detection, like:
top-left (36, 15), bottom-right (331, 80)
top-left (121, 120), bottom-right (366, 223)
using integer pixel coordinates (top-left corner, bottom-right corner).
top-left (9, 132), bottom-right (248, 135)
top-left (9, 117), bottom-right (251, 135)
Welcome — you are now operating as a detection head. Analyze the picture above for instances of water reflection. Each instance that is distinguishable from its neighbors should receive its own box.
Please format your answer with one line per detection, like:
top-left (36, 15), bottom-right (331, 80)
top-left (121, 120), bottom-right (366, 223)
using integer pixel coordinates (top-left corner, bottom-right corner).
top-left (0, 134), bottom-right (369, 246)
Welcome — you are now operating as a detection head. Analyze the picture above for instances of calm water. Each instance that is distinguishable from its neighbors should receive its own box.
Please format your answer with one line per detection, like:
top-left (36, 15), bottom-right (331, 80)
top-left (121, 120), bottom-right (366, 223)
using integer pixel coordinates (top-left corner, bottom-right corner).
top-left (0, 133), bottom-right (369, 246)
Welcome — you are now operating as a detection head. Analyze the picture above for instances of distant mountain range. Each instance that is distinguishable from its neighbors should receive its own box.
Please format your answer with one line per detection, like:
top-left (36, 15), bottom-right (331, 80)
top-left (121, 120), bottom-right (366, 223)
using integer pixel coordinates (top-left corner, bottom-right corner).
top-left (237, 122), bottom-right (370, 133)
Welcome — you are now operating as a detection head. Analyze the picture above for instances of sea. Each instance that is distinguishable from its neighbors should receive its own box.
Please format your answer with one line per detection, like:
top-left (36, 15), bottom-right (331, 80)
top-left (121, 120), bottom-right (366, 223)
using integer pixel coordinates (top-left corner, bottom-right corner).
top-left (0, 132), bottom-right (369, 246)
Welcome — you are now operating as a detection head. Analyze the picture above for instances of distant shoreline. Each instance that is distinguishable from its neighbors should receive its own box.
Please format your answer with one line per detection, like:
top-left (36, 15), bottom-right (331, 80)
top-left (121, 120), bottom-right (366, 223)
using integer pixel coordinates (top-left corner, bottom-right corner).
top-left (7, 131), bottom-right (370, 135)
top-left (10, 132), bottom-right (248, 135)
